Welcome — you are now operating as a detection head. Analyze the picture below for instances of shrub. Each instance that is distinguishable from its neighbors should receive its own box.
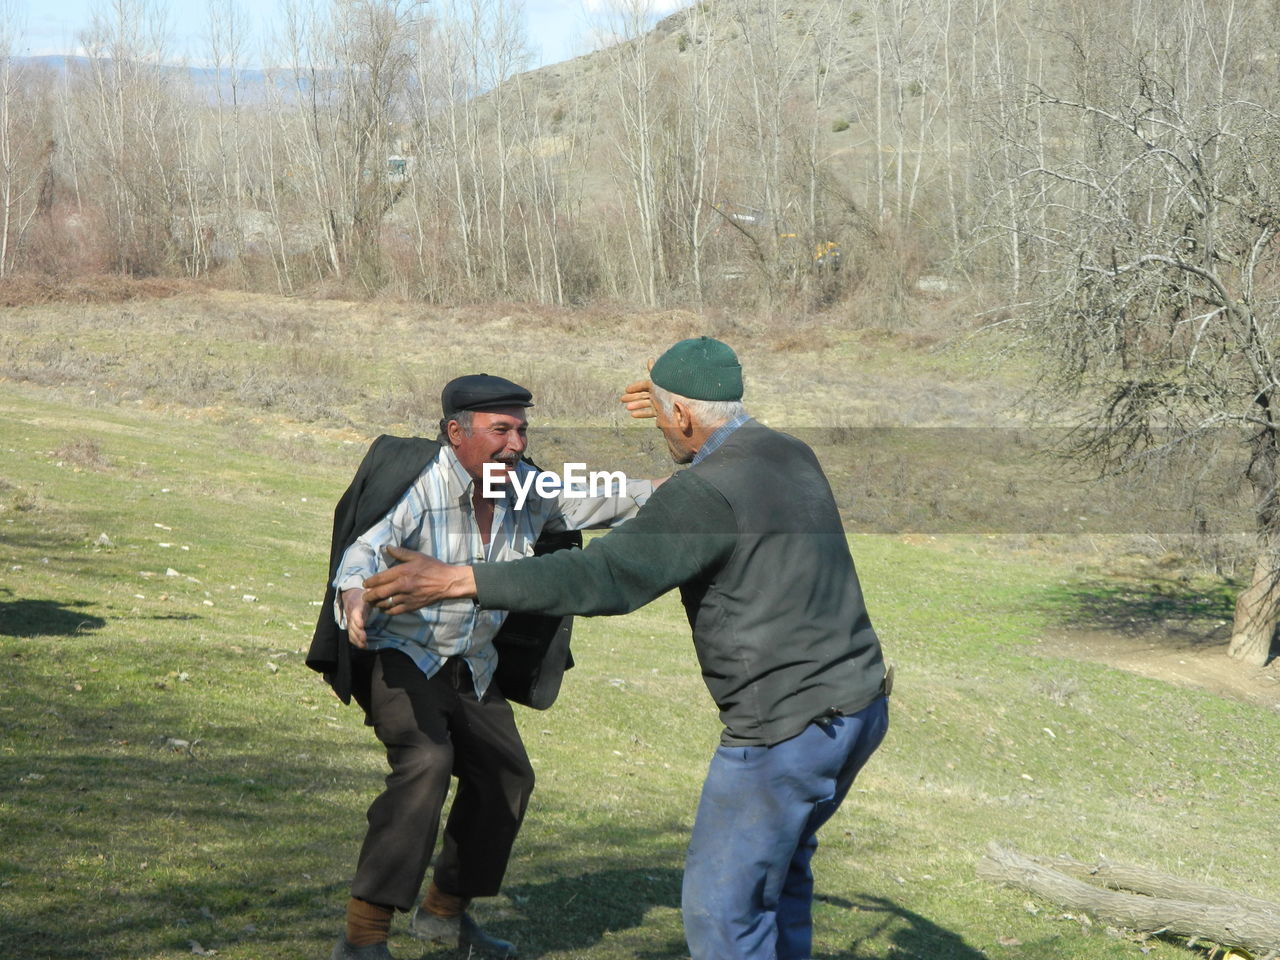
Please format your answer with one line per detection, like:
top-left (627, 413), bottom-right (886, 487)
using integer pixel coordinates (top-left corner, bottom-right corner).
top-left (54, 439), bottom-right (112, 471)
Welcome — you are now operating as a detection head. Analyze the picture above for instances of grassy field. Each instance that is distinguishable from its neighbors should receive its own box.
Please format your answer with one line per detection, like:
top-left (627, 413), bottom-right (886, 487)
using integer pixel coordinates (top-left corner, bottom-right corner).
top-left (2, 292), bottom-right (1278, 960)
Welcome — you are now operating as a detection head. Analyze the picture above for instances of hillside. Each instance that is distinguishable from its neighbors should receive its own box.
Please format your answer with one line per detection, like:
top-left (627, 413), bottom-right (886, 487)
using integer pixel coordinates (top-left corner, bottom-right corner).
top-left (2, 291), bottom-right (1279, 960)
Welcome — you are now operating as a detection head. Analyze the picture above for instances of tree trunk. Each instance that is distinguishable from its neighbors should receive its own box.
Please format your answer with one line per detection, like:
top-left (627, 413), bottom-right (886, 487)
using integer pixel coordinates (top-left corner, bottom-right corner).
top-left (1230, 551), bottom-right (1279, 665)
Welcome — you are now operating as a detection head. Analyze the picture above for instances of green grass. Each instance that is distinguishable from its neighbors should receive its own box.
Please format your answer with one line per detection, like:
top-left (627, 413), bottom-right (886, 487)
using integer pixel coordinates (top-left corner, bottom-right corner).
top-left (1, 300), bottom-right (1278, 960)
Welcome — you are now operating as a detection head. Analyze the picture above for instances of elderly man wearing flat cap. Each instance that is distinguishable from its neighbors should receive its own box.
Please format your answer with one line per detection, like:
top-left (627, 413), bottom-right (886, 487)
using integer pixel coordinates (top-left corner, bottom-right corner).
top-left (364, 339), bottom-right (891, 960)
top-left (307, 374), bottom-right (654, 960)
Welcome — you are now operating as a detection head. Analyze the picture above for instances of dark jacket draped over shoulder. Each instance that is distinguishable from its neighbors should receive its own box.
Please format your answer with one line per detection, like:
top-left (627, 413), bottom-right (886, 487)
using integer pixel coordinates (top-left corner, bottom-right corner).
top-left (306, 435), bottom-right (441, 703)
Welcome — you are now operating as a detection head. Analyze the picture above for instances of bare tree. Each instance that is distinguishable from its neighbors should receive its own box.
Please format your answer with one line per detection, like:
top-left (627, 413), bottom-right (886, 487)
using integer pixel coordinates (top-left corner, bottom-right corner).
top-left (861, 0), bottom-right (949, 227)
top-left (0, 2), bottom-right (51, 276)
top-left (600, 0), bottom-right (668, 307)
top-left (281, 0), bottom-right (422, 288)
top-left (74, 0), bottom-right (189, 274)
top-left (730, 0), bottom-right (803, 303)
top-left (510, 68), bottom-right (592, 305)
top-left (337, 0), bottom-right (422, 287)
top-left (1019, 10), bottom-right (1280, 666)
top-left (665, 0), bottom-right (728, 305)
top-left (206, 0), bottom-right (250, 275)
top-left (713, 0), bottom-right (915, 311)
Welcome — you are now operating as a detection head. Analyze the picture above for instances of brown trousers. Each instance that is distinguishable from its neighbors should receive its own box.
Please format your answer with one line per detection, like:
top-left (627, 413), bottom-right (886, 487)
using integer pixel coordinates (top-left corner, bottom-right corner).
top-left (349, 649), bottom-right (535, 910)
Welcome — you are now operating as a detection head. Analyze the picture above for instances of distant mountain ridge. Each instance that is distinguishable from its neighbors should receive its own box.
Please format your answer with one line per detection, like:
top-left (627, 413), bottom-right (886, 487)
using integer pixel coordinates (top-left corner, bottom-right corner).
top-left (15, 54), bottom-right (279, 103)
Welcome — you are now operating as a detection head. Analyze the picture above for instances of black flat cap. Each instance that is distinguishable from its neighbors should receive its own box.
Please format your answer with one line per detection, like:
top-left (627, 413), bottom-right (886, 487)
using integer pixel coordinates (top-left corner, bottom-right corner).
top-left (440, 374), bottom-right (534, 416)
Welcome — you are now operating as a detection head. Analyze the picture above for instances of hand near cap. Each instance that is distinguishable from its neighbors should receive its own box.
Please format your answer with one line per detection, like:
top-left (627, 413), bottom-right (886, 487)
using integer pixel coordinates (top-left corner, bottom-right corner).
top-left (362, 545), bottom-right (478, 615)
top-left (619, 358), bottom-right (657, 419)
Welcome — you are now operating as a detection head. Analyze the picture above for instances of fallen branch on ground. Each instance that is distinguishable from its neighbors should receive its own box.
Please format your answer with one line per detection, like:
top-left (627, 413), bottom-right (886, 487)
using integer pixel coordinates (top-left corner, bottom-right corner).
top-left (1021, 852), bottom-right (1280, 922)
top-left (978, 843), bottom-right (1280, 959)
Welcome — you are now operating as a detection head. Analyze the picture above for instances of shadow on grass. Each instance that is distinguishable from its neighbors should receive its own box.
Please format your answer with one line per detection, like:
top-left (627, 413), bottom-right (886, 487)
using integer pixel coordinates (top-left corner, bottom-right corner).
top-left (0, 664), bottom-right (697, 960)
top-left (500, 876), bottom-right (1019, 960)
top-left (3, 857), bottom-right (348, 960)
top-left (504, 866), bottom-right (683, 957)
top-left (1040, 576), bottom-right (1238, 647)
top-left (0, 653), bottom-right (367, 960)
top-left (0, 597), bottom-right (106, 637)
top-left (824, 894), bottom-right (1062, 960)
top-left (1, 778), bottom-right (351, 959)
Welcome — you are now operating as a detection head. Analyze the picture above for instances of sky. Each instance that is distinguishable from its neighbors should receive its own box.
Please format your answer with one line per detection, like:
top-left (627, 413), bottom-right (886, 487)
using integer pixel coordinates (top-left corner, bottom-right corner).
top-left (13, 0), bottom-right (686, 69)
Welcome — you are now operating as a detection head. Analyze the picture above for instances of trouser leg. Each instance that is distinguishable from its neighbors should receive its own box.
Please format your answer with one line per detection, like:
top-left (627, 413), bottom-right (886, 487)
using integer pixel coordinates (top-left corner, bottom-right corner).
top-left (683, 697), bottom-right (889, 960)
top-left (775, 833), bottom-right (818, 960)
top-left (431, 673), bottom-right (535, 898)
top-left (775, 697), bottom-right (889, 960)
top-left (350, 650), bottom-right (455, 911)
top-left (683, 740), bottom-right (801, 960)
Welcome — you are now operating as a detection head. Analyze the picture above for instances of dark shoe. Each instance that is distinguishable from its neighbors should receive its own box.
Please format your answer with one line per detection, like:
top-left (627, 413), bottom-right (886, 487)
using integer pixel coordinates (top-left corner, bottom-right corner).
top-left (408, 908), bottom-right (517, 958)
top-left (330, 935), bottom-right (395, 960)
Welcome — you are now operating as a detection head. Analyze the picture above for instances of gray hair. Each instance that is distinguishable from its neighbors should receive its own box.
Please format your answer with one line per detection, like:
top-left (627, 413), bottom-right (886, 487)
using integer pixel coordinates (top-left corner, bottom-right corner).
top-left (650, 383), bottom-right (745, 429)
top-left (438, 409), bottom-right (475, 441)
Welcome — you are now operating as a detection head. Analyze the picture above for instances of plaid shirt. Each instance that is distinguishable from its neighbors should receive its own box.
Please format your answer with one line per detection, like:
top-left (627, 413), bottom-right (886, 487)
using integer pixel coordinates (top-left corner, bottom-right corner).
top-left (334, 445), bottom-right (651, 696)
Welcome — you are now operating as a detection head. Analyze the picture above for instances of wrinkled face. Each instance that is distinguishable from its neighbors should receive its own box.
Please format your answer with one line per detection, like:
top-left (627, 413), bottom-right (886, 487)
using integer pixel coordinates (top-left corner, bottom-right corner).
top-left (450, 408), bottom-right (529, 482)
top-left (653, 397), bottom-right (695, 464)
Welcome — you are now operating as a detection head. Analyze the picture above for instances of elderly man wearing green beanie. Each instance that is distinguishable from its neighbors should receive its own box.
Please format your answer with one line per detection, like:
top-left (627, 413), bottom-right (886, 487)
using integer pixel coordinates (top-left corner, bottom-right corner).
top-left (364, 338), bottom-right (890, 960)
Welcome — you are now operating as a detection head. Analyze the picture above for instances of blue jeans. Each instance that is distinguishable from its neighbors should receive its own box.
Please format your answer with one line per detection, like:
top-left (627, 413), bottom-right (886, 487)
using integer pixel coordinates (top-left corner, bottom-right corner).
top-left (682, 697), bottom-right (889, 960)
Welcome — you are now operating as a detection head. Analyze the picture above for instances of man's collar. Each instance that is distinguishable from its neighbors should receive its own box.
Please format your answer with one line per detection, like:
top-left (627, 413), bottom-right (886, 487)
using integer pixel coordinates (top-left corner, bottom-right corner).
top-left (692, 414), bottom-right (751, 465)
top-left (441, 444), bottom-right (475, 500)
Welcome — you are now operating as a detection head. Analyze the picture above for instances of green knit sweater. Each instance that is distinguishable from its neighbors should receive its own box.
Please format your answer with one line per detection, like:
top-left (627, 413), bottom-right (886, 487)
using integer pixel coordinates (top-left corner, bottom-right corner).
top-left (473, 420), bottom-right (885, 746)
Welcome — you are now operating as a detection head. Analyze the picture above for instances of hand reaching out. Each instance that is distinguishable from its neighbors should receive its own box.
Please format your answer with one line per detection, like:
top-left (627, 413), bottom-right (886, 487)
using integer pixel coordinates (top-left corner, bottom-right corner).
top-left (362, 545), bottom-right (478, 615)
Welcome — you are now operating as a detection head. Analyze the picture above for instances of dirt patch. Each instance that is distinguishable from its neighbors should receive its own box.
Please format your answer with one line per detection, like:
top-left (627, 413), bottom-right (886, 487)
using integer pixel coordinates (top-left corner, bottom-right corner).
top-left (1044, 627), bottom-right (1280, 711)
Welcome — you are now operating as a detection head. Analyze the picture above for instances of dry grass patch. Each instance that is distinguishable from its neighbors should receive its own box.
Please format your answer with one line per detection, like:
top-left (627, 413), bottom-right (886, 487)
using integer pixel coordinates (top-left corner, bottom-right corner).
top-left (0, 274), bottom-right (189, 306)
top-left (52, 437), bottom-right (113, 470)
top-left (0, 288), bottom-right (1027, 440)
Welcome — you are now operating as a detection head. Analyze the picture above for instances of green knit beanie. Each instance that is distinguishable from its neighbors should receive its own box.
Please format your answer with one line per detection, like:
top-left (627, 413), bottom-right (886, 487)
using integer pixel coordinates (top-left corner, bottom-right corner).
top-left (649, 337), bottom-right (743, 402)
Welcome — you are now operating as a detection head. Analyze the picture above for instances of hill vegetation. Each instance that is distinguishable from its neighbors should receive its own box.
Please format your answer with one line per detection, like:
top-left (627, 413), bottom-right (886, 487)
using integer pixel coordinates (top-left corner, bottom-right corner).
top-left (0, 0), bottom-right (1265, 314)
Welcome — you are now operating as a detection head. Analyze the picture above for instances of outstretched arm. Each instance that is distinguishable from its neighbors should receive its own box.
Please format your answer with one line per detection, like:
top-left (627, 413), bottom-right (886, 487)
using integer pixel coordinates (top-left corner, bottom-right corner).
top-left (363, 545), bottom-right (477, 615)
top-left (365, 473), bottom-right (735, 620)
